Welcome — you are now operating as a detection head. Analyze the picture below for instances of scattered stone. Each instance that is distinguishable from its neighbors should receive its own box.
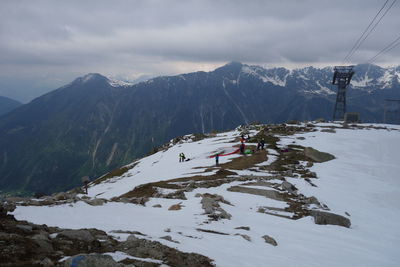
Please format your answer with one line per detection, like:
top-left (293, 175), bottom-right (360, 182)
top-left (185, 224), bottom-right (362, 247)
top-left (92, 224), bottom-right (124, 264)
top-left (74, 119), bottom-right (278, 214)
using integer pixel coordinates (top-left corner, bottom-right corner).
top-left (160, 235), bottom-right (180, 243)
top-left (321, 128), bottom-right (336, 133)
top-left (152, 204), bottom-right (162, 208)
top-left (345, 212), bottom-right (351, 217)
top-left (168, 203), bottom-right (183, 210)
top-left (297, 137), bottom-right (306, 140)
top-left (129, 197), bottom-right (149, 205)
top-left (235, 226), bottom-right (250, 231)
top-left (235, 233), bottom-right (251, 242)
top-left (84, 198), bottom-right (107, 206)
top-left (303, 196), bottom-right (320, 205)
top-left (310, 210), bottom-right (351, 228)
top-left (306, 161), bottom-right (314, 167)
top-left (195, 193), bottom-right (202, 198)
top-left (281, 181), bottom-right (298, 194)
top-left (304, 147), bottom-right (335, 163)
top-left (262, 235), bottom-right (278, 246)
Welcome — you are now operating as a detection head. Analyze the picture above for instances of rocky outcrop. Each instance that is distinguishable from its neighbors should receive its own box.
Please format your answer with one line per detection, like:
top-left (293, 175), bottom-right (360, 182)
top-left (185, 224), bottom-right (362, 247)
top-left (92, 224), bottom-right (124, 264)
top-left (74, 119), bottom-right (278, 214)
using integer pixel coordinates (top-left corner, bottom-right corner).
top-left (199, 193), bottom-right (232, 220)
top-left (0, 198), bottom-right (16, 217)
top-left (310, 210), bottom-right (351, 228)
top-left (304, 147), bottom-right (335, 163)
top-left (119, 235), bottom-right (214, 267)
top-left (0, 215), bottom-right (214, 266)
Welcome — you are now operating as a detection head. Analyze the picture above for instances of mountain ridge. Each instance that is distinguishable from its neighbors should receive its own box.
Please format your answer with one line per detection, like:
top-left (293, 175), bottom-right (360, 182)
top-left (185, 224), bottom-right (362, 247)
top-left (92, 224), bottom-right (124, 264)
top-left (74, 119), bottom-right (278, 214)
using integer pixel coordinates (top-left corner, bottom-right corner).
top-left (0, 62), bottom-right (399, 195)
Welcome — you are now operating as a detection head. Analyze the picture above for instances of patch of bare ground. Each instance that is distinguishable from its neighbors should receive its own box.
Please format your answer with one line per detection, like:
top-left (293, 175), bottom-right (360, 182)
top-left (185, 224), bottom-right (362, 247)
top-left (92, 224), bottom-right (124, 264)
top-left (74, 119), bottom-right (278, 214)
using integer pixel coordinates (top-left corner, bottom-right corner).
top-left (117, 147), bottom-right (271, 200)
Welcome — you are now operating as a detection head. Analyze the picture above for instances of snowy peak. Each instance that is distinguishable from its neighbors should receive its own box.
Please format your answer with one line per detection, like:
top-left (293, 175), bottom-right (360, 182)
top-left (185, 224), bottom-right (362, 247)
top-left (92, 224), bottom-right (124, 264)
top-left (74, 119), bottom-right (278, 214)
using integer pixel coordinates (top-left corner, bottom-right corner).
top-left (241, 65), bottom-right (290, 87)
top-left (74, 73), bottom-right (109, 85)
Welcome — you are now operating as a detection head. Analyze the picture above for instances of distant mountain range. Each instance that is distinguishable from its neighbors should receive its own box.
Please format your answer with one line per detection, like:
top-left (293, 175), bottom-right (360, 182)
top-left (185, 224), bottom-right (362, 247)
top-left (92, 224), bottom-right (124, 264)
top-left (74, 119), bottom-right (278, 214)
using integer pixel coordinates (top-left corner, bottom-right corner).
top-left (0, 62), bottom-right (399, 195)
top-left (0, 96), bottom-right (21, 117)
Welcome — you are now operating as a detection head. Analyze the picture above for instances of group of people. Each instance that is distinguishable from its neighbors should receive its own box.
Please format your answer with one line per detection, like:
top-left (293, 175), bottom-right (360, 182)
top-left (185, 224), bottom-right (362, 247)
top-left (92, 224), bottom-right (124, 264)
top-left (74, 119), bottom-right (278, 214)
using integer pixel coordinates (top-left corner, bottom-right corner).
top-left (178, 134), bottom-right (266, 165)
top-left (179, 152), bottom-right (186, 162)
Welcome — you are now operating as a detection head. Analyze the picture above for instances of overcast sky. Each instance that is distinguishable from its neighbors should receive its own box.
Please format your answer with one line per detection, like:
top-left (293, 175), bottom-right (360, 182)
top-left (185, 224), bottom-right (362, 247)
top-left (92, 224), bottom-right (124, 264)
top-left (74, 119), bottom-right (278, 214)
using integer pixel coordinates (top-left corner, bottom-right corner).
top-left (0, 0), bottom-right (399, 102)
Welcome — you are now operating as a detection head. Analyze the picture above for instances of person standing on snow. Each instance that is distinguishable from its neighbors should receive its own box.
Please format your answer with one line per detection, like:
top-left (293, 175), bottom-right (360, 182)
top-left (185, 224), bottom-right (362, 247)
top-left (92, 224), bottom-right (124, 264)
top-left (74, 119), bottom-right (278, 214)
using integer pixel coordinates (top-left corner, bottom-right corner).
top-left (215, 153), bottom-right (220, 166)
top-left (179, 153), bottom-right (186, 162)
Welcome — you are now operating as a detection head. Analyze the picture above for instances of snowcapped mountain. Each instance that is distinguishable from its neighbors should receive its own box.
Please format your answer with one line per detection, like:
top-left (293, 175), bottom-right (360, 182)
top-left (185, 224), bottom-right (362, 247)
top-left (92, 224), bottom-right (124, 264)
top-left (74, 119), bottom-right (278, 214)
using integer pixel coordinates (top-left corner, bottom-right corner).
top-left (0, 62), bottom-right (398, 196)
top-left (10, 122), bottom-right (400, 266)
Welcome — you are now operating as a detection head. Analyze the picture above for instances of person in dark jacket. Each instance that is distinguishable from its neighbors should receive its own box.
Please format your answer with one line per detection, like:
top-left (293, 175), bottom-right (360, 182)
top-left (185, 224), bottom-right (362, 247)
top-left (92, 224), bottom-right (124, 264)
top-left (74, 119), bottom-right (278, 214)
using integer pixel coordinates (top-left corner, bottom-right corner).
top-left (215, 153), bottom-right (220, 166)
top-left (240, 143), bottom-right (245, 154)
top-left (260, 138), bottom-right (265, 150)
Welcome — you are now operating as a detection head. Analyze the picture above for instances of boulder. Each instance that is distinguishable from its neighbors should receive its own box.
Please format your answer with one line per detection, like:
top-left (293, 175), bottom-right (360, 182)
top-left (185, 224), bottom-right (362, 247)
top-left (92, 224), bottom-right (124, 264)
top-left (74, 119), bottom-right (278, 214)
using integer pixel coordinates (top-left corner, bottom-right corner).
top-left (84, 198), bottom-right (107, 206)
top-left (58, 230), bottom-right (95, 242)
top-left (281, 181), bottom-right (297, 194)
top-left (262, 235), bottom-right (278, 246)
top-left (310, 210), bottom-right (351, 228)
top-left (62, 254), bottom-right (120, 267)
top-left (304, 147), bottom-right (335, 163)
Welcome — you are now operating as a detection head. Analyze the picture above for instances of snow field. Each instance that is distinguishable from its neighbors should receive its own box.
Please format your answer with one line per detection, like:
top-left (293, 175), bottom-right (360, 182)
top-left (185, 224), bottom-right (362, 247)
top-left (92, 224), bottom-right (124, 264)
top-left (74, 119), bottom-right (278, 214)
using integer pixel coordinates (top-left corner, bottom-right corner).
top-left (13, 123), bottom-right (400, 266)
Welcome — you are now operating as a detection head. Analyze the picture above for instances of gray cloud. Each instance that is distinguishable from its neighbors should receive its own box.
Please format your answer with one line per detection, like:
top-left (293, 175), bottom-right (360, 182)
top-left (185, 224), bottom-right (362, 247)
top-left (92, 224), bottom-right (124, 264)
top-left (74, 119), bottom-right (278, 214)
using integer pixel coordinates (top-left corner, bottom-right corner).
top-left (0, 0), bottom-right (399, 102)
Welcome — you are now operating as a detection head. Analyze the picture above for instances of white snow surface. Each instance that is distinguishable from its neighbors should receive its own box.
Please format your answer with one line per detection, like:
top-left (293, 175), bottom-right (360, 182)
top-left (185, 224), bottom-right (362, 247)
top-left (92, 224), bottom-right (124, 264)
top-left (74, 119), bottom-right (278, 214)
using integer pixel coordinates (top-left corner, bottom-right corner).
top-left (13, 123), bottom-right (400, 267)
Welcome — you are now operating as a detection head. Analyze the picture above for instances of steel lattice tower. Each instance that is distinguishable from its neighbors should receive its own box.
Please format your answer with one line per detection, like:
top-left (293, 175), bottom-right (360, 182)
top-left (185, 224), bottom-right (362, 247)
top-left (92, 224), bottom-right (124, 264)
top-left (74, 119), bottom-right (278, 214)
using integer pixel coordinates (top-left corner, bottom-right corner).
top-left (332, 66), bottom-right (355, 121)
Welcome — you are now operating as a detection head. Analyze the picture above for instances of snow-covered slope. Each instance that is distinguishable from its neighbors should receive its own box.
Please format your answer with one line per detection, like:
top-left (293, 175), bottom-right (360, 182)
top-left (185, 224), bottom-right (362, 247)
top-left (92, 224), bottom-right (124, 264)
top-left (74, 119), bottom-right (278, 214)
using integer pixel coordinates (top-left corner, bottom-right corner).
top-left (12, 122), bottom-right (400, 266)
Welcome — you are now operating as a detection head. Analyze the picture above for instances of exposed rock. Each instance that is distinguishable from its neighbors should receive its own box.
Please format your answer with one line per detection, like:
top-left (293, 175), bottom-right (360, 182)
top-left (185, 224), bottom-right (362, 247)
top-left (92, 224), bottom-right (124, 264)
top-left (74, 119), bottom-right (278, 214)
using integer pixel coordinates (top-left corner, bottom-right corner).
top-left (121, 234), bottom-right (214, 267)
top-left (58, 229), bottom-right (95, 243)
top-left (84, 198), bottom-right (107, 206)
top-left (62, 254), bottom-right (120, 267)
top-left (16, 224), bottom-right (33, 233)
top-left (308, 171), bottom-right (317, 178)
top-left (235, 226), bottom-right (250, 231)
top-left (306, 161), bottom-right (314, 167)
top-left (281, 181), bottom-right (298, 194)
top-left (168, 203), bottom-right (183, 210)
top-left (303, 196), bottom-right (320, 205)
top-left (321, 128), bottom-right (336, 133)
top-left (235, 233), bottom-right (251, 242)
top-left (160, 235), bottom-right (180, 243)
top-left (262, 235), bottom-right (278, 246)
top-left (0, 199), bottom-right (16, 217)
top-left (40, 257), bottom-right (53, 267)
top-left (227, 186), bottom-right (286, 201)
top-left (54, 192), bottom-right (68, 201)
top-left (200, 194), bottom-right (232, 220)
top-left (304, 147), bottom-right (335, 163)
top-left (310, 210), bottom-right (351, 228)
top-left (152, 204), bottom-right (162, 208)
